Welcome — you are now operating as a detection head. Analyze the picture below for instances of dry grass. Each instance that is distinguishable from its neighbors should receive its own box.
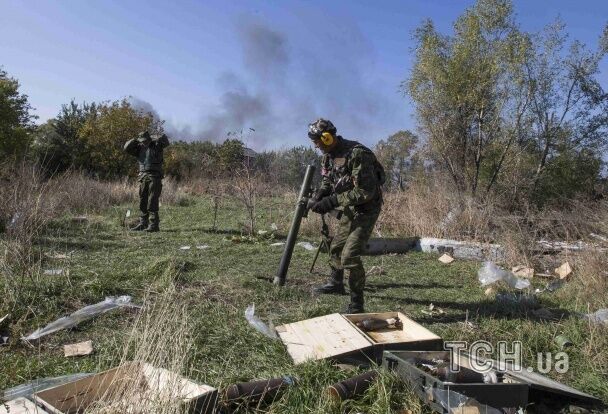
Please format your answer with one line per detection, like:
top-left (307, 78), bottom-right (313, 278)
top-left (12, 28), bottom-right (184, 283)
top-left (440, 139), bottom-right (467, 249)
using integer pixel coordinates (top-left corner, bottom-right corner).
top-left (84, 286), bottom-right (198, 414)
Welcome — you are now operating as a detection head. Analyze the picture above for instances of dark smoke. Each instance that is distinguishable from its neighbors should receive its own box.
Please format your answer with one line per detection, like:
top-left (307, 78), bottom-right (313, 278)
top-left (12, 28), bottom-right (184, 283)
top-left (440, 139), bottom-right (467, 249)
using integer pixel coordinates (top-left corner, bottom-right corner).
top-left (133, 17), bottom-right (401, 150)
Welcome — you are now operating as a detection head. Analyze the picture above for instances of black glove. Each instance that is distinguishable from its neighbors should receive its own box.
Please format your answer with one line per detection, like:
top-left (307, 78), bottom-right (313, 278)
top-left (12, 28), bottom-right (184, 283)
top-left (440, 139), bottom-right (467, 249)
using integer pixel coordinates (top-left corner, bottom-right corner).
top-left (311, 194), bottom-right (338, 214)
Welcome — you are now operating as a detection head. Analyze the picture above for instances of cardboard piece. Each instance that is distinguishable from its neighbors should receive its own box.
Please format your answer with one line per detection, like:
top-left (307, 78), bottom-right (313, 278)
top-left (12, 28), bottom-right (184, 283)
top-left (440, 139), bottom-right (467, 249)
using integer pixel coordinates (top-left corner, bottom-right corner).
top-left (555, 262), bottom-right (572, 279)
top-left (276, 312), bottom-right (442, 364)
top-left (1, 398), bottom-right (49, 414)
top-left (63, 340), bottom-right (93, 357)
top-left (34, 362), bottom-right (217, 414)
top-left (438, 254), bottom-right (454, 264)
top-left (511, 265), bottom-right (534, 279)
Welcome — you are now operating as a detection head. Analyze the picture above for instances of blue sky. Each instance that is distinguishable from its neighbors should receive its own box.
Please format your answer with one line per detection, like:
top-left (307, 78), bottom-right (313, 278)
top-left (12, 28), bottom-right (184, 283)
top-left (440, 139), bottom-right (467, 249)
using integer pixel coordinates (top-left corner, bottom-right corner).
top-left (1, 0), bottom-right (607, 150)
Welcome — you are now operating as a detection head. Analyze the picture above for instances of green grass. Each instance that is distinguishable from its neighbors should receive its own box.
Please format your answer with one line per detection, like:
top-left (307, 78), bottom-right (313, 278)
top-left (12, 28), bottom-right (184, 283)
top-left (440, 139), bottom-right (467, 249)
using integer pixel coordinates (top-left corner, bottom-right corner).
top-left (1, 195), bottom-right (607, 413)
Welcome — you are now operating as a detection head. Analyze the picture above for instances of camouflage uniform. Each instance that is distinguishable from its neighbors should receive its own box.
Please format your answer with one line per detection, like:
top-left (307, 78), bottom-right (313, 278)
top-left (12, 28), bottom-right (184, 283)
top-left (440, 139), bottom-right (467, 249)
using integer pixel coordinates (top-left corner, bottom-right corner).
top-left (315, 136), bottom-right (383, 312)
top-left (123, 133), bottom-right (170, 231)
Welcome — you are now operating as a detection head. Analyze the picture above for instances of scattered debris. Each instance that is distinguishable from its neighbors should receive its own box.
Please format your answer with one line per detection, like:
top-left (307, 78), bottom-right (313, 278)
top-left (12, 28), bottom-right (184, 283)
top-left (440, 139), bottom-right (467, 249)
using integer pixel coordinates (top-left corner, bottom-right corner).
top-left (64, 340), bottom-right (94, 357)
top-left (555, 262), bottom-right (572, 279)
top-left (512, 265), bottom-right (534, 279)
top-left (257, 230), bottom-right (269, 236)
top-left (33, 362), bottom-right (217, 414)
top-left (125, 209), bottom-right (131, 218)
top-left (270, 242), bottom-right (285, 247)
top-left (458, 320), bottom-right (477, 331)
top-left (417, 238), bottom-right (504, 262)
top-left (45, 252), bottom-right (71, 260)
top-left (535, 279), bottom-right (564, 294)
top-left (421, 303), bottom-right (446, 317)
top-left (270, 223), bottom-right (278, 231)
top-left (244, 304), bottom-right (278, 340)
top-left (484, 287), bottom-right (496, 296)
top-left (43, 269), bottom-right (63, 276)
top-left (71, 216), bottom-right (89, 223)
top-left (478, 261), bottom-right (530, 290)
top-left (589, 233), bottom-right (608, 243)
top-left (22, 296), bottom-right (140, 342)
top-left (327, 371), bottom-right (378, 402)
top-left (1, 397), bottom-right (50, 414)
top-left (2, 373), bottom-right (93, 400)
top-left (179, 246), bottom-right (191, 250)
top-left (196, 244), bottom-right (210, 250)
top-left (223, 376), bottom-right (295, 409)
top-left (7, 212), bottom-right (21, 230)
top-left (554, 335), bottom-right (573, 350)
top-left (367, 265), bottom-right (386, 276)
top-left (536, 239), bottom-right (607, 254)
top-left (438, 254), bottom-right (454, 264)
top-left (0, 313), bottom-right (9, 346)
top-left (582, 309), bottom-right (608, 326)
top-left (297, 241), bottom-right (315, 251)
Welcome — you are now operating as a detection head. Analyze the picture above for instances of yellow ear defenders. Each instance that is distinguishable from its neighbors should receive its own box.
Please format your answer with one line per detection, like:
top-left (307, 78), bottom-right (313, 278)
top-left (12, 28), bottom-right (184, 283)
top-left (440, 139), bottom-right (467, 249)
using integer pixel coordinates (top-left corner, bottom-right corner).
top-left (320, 131), bottom-right (335, 146)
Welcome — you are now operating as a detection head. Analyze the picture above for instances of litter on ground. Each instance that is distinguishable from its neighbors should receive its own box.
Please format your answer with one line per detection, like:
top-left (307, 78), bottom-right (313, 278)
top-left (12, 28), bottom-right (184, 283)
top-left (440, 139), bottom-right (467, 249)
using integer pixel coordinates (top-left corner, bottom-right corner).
top-left (438, 253), bottom-right (454, 264)
top-left (297, 242), bottom-right (315, 251)
top-left (244, 304), bottom-right (278, 340)
top-left (64, 340), bottom-right (94, 357)
top-left (22, 296), bottom-right (140, 341)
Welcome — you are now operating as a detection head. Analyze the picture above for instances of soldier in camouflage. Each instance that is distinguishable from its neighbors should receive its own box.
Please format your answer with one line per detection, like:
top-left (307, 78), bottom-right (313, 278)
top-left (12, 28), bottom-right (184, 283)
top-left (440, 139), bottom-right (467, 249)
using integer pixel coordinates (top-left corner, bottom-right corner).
top-left (123, 131), bottom-right (170, 232)
top-left (308, 119), bottom-right (384, 314)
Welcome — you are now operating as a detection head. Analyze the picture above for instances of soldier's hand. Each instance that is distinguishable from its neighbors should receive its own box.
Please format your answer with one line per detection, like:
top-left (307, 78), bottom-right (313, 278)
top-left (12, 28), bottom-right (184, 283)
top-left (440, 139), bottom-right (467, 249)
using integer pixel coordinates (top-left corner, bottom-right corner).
top-left (311, 195), bottom-right (338, 214)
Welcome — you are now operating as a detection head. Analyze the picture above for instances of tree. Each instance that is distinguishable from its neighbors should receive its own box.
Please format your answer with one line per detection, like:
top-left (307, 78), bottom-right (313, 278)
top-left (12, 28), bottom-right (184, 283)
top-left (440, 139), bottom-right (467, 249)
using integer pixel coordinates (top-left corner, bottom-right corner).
top-left (407, 0), bottom-right (526, 195)
top-left (375, 131), bottom-right (418, 190)
top-left (78, 99), bottom-right (162, 178)
top-left (523, 20), bottom-right (608, 201)
top-left (0, 69), bottom-right (37, 160)
top-left (32, 100), bottom-right (96, 173)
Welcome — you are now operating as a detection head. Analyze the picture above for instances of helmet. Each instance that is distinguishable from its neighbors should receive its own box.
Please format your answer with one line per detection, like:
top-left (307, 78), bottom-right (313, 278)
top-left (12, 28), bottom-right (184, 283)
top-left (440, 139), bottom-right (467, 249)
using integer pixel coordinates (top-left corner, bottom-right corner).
top-left (308, 118), bottom-right (337, 141)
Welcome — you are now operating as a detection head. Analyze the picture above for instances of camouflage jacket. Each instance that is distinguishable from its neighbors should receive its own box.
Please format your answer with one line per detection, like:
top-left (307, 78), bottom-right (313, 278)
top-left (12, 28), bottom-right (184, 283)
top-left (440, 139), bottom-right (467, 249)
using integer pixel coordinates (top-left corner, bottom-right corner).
top-left (317, 137), bottom-right (383, 214)
top-left (123, 134), bottom-right (170, 176)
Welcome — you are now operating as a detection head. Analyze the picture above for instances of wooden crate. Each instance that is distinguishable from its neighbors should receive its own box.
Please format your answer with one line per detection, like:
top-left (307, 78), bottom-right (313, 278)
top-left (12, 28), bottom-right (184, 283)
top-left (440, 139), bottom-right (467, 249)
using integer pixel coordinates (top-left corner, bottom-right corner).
top-left (276, 311), bottom-right (442, 364)
top-left (1, 398), bottom-right (49, 414)
top-left (33, 362), bottom-right (217, 414)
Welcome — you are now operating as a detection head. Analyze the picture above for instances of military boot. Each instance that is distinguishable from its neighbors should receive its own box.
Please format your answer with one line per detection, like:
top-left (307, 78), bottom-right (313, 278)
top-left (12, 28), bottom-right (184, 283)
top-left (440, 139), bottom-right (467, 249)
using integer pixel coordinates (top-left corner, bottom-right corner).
top-left (131, 217), bottom-right (148, 231)
top-left (314, 268), bottom-right (346, 295)
top-left (146, 213), bottom-right (159, 232)
top-left (345, 292), bottom-right (365, 314)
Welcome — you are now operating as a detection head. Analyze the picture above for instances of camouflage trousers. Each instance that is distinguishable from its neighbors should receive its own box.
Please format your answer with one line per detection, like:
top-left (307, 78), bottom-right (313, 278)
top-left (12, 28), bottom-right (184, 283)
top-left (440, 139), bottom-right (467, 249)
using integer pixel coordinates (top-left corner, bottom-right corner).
top-left (330, 208), bottom-right (380, 298)
top-left (139, 174), bottom-right (162, 224)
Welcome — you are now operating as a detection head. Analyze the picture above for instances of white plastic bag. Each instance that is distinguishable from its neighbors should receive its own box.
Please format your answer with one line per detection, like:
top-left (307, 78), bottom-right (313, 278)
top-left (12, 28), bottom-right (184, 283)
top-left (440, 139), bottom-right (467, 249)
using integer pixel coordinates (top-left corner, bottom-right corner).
top-left (245, 304), bottom-right (278, 340)
top-left (22, 296), bottom-right (140, 341)
top-left (478, 261), bottom-right (530, 290)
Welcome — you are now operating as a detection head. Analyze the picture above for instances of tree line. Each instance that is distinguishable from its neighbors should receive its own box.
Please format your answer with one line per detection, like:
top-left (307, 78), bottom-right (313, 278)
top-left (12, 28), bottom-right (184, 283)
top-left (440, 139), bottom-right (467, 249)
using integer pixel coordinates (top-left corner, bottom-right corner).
top-left (1, 0), bottom-right (607, 207)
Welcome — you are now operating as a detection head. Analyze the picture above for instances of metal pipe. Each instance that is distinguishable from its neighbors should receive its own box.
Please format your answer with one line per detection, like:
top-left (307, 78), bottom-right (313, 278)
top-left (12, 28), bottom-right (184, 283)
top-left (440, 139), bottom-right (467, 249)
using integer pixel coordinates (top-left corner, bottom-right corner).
top-left (274, 165), bottom-right (316, 286)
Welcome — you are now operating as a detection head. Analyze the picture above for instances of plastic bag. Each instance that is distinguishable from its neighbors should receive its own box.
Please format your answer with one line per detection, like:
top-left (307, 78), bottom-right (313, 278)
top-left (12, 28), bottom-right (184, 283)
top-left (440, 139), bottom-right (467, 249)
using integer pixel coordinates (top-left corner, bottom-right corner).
top-left (297, 242), bottom-right (315, 251)
top-left (245, 304), bottom-right (278, 340)
top-left (2, 373), bottom-right (93, 400)
top-left (478, 261), bottom-right (530, 290)
top-left (583, 309), bottom-right (608, 326)
top-left (22, 296), bottom-right (140, 341)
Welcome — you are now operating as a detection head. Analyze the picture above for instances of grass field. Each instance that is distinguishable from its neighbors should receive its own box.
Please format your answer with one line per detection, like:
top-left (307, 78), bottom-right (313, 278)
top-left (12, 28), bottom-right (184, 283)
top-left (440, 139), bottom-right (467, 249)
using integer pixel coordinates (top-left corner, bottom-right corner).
top-left (1, 195), bottom-right (607, 413)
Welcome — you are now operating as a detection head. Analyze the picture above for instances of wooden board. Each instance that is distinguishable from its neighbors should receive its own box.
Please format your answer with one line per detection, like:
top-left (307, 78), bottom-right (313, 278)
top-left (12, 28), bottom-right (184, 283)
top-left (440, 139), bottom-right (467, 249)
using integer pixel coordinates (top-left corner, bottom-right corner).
top-left (1, 398), bottom-right (49, 414)
top-left (276, 313), bottom-right (372, 364)
top-left (63, 340), bottom-right (93, 357)
top-left (34, 362), bottom-right (217, 414)
top-left (276, 312), bottom-right (442, 364)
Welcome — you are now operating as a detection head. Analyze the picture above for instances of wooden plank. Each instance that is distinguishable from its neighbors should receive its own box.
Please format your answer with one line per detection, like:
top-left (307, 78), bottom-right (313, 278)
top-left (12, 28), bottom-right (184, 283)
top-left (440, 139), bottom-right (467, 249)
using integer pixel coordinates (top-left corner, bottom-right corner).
top-left (63, 340), bottom-right (93, 357)
top-left (1, 398), bottom-right (49, 414)
top-left (276, 313), bottom-right (372, 364)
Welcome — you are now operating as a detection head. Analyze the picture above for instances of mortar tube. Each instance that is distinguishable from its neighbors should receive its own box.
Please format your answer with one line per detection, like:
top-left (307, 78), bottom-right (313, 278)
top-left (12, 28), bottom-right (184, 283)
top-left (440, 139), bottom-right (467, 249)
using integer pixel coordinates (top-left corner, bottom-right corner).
top-left (223, 376), bottom-right (296, 407)
top-left (274, 165), bottom-right (316, 286)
